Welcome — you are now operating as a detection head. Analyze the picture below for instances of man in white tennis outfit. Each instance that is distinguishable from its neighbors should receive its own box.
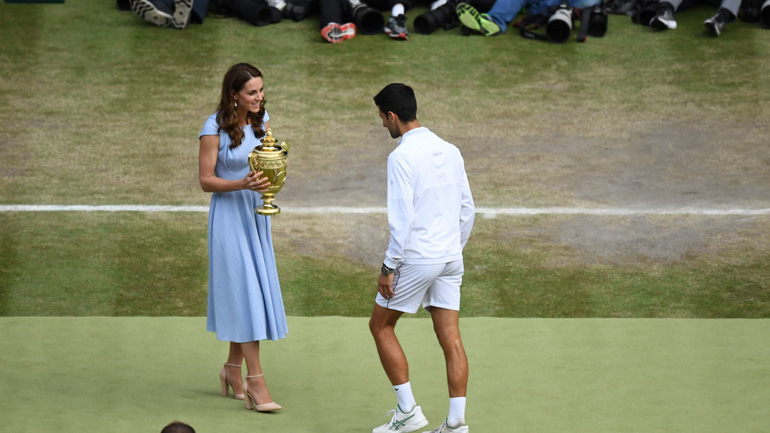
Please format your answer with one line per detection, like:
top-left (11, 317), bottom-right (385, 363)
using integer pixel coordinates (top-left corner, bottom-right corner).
top-left (369, 83), bottom-right (475, 433)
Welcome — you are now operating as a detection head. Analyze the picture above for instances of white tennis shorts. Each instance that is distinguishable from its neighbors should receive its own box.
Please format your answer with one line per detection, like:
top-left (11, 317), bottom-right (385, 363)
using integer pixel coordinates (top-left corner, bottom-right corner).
top-left (376, 259), bottom-right (464, 313)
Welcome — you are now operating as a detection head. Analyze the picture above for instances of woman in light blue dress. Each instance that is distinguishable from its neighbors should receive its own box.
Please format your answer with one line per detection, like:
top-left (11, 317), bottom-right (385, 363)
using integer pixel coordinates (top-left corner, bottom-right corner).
top-left (198, 63), bottom-right (287, 413)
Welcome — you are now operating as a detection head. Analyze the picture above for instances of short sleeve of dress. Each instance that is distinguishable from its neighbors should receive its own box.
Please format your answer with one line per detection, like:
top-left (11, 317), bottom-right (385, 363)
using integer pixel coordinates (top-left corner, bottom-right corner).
top-left (199, 114), bottom-right (219, 140)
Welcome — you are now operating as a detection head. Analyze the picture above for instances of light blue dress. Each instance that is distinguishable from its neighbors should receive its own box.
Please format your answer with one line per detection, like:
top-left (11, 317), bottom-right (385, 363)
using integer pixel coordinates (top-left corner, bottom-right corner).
top-left (199, 111), bottom-right (288, 343)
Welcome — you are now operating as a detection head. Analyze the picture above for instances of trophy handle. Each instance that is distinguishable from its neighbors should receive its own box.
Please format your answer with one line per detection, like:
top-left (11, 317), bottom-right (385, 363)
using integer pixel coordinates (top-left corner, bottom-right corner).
top-left (280, 141), bottom-right (289, 155)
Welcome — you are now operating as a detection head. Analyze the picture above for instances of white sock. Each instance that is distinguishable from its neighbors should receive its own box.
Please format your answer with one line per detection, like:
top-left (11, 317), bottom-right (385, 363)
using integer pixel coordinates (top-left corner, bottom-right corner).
top-left (391, 3), bottom-right (405, 16)
top-left (393, 382), bottom-right (416, 413)
top-left (447, 397), bottom-right (466, 428)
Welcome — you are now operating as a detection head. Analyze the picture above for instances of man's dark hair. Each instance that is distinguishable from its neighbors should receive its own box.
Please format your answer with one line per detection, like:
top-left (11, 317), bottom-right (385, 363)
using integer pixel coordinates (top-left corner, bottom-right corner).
top-left (161, 421), bottom-right (195, 433)
top-left (373, 83), bottom-right (417, 122)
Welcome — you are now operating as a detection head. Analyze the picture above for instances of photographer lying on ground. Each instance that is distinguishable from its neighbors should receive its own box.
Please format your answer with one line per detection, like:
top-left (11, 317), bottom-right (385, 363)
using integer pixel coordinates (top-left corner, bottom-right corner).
top-left (128, 0), bottom-right (315, 28)
top-left (455, 0), bottom-right (599, 36)
top-left (643, 0), bottom-right (770, 36)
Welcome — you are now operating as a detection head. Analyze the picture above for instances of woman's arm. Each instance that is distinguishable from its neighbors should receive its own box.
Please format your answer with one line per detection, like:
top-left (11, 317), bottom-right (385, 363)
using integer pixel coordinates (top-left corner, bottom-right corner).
top-left (199, 135), bottom-right (270, 193)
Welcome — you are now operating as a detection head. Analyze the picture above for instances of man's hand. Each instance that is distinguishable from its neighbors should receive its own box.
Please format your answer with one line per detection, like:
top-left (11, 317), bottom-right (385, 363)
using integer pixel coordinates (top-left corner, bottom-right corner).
top-left (377, 272), bottom-right (395, 299)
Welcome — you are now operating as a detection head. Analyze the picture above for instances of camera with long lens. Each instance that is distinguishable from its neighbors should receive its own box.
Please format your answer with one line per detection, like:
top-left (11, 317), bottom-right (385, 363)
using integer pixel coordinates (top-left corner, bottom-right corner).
top-left (343, 0), bottom-right (385, 34)
top-left (218, 0), bottom-right (276, 26)
top-left (761, 0), bottom-right (770, 27)
top-left (587, 3), bottom-right (608, 36)
top-left (414, 0), bottom-right (460, 34)
top-left (546, 2), bottom-right (575, 42)
top-left (415, 0), bottom-right (494, 34)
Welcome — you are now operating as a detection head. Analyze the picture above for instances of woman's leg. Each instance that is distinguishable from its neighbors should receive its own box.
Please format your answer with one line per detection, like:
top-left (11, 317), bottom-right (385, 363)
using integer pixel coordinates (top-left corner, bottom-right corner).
top-left (242, 341), bottom-right (276, 404)
top-left (225, 342), bottom-right (245, 395)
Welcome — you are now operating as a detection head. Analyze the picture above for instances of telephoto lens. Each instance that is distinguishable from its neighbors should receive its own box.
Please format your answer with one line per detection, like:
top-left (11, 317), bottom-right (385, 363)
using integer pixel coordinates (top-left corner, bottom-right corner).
top-left (225, 0), bottom-right (275, 26)
top-left (414, 0), bottom-right (459, 34)
top-left (546, 2), bottom-right (575, 42)
top-left (344, 0), bottom-right (385, 34)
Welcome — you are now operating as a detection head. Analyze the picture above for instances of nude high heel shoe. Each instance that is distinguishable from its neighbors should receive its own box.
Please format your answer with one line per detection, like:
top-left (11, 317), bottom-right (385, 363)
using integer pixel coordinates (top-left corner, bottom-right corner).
top-left (244, 374), bottom-right (282, 412)
top-left (219, 363), bottom-right (245, 400)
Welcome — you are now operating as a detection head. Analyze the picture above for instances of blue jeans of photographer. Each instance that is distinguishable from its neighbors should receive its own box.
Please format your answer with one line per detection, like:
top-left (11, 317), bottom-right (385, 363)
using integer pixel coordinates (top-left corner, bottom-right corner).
top-left (484, 0), bottom-right (600, 33)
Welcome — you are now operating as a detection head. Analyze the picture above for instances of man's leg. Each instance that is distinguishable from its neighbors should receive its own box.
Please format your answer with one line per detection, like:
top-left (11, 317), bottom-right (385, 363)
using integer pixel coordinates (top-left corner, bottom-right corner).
top-left (369, 303), bottom-right (408, 385)
top-left (370, 303), bottom-right (430, 433)
top-left (431, 307), bottom-right (468, 430)
top-left (430, 307), bottom-right (468, 396)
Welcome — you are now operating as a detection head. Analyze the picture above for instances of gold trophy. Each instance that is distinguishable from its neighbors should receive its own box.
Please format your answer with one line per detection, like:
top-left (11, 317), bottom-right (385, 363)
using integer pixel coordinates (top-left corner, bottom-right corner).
top-left (248, 128), bottom-right (289, 215)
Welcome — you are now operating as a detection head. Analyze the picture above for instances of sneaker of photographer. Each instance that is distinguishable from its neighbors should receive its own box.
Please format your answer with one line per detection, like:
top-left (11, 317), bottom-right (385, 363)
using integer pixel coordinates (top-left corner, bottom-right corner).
top-left (456, 2), bottom-right (501, 35)
top-left (650, 1), bottom-right (677, 29)
top-left (372, 405), bottom-right (429, 433)
top-left (385, 14), bottom-right (409, 39)
top-left (130, 0), bottom-right (173, 27)
top-left (704, 8), bottom-right (734, 36)
top-left (321, 22), bottom-right (357, 43)
top-left (171, 0), bottom-right (193, 29)
top-left (423, 420), bottom-right (469, 433)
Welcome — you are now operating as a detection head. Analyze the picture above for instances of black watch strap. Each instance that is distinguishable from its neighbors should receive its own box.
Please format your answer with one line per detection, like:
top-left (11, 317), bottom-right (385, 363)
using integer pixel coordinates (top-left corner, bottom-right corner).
top-left (381, 263), bottom-right (395, 275)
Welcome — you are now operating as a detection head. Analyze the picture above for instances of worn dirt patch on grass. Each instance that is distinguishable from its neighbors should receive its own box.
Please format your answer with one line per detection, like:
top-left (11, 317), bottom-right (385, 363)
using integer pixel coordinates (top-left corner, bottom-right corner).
top-left (276, 118), bottom-right (769, 267)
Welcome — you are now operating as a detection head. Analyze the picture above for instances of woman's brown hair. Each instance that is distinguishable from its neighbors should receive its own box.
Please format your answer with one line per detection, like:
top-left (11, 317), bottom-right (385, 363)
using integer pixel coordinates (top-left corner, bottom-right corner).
top-left (216, 63), bottom-right (267, 149)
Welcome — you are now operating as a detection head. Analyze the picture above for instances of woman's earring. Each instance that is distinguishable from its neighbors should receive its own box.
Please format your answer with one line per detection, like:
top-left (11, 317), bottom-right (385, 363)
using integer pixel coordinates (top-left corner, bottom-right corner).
top-left (234, 100), bottom-right (238, 108)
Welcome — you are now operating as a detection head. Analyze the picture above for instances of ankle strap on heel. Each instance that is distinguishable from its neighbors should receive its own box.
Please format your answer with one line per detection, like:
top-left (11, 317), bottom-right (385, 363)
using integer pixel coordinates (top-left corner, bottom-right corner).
top-left (225, 363), bottom-right (242, 368)
top-left (246, 374), bottom-right (264, 379)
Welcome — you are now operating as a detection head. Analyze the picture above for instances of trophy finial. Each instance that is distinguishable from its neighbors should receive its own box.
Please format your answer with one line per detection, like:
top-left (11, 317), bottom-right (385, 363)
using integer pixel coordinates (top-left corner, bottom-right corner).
top-left (261, 128), bottom-right (277, 146)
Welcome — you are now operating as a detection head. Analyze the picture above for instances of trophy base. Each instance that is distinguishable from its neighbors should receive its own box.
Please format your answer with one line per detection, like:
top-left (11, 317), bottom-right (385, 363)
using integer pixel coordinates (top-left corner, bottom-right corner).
top-left (256, 205), bottom-right (281, 216)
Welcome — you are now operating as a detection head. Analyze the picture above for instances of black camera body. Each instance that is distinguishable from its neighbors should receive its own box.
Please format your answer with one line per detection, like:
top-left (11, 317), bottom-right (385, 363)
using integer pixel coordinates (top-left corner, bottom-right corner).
top-left (762, 0), bottom-right (770, 27)
top-left (587, 3), bottom-right (608, 36)
top-left (283, 0), bottom-right (317, 21)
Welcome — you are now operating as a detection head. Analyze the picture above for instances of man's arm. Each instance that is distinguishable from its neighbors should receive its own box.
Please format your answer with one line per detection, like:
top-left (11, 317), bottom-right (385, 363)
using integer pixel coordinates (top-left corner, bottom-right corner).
top-left (383, 152), bottom-right (414, 269)
top-left (459, 164), bottom-right (475, 249)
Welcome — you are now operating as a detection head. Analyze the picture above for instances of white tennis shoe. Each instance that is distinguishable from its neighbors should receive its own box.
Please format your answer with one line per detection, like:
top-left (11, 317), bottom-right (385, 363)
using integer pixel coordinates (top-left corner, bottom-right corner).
top-left (423, 420), bottom-right (469, 433)
top-left (373, 405), bottom-right (429, 433)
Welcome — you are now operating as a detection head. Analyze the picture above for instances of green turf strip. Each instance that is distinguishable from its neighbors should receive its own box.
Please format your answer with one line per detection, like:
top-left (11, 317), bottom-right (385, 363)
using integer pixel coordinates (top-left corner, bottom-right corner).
top-left (2, 212), bottom-right (770, 318)
top-left (1, 317), bottom-right (768, 433)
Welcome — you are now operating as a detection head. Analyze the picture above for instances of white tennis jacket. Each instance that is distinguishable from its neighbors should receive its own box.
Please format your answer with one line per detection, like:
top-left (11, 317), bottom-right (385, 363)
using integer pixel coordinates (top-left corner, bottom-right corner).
top-left (383, 127), bottom-right (475, 269)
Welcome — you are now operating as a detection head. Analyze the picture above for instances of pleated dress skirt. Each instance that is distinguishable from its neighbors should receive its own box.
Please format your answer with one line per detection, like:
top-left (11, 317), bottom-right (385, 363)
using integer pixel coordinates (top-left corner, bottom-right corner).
top-left (206, 188), bottom-right (288, 343)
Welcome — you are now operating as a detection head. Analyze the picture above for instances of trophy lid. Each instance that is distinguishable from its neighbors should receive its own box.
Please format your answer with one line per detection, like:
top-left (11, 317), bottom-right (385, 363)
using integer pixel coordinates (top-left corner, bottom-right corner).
top-left (259, 128), bottom-right (278, 151)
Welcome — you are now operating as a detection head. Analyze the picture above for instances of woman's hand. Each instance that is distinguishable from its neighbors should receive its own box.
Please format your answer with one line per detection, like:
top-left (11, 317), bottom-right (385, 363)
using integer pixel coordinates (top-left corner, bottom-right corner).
top-left (243, 170), bottom-right (271, 193)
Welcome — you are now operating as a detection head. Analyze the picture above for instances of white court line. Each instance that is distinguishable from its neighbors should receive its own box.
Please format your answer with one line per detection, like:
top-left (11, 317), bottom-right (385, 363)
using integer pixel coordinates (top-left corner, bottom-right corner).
top-left (1, 205), bottom-right (769, 216)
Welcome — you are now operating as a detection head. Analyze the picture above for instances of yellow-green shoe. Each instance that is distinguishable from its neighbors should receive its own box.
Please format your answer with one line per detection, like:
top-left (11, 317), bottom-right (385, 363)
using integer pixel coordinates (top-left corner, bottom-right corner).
top-left (456, 2), bottom-right (501, 35)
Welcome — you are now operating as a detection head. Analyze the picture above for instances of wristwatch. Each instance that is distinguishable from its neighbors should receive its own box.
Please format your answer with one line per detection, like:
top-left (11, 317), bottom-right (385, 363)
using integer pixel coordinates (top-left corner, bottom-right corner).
top-left (381, 263), bottom-right (395, 275)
